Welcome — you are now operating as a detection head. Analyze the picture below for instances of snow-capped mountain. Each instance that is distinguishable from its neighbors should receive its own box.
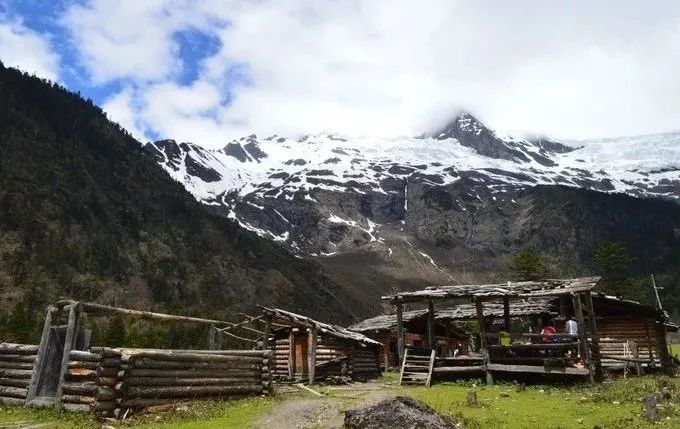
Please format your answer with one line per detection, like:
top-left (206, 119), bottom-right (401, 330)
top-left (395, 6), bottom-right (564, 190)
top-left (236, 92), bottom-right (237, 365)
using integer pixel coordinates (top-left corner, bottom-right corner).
top-left (145, 113), bottom-right (680, 285)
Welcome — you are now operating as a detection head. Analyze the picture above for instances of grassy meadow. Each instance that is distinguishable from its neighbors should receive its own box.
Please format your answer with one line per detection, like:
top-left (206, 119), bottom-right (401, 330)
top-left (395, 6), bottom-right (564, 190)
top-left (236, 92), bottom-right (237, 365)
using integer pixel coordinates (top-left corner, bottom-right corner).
top-left (0, 374), bottom-right (678, 428)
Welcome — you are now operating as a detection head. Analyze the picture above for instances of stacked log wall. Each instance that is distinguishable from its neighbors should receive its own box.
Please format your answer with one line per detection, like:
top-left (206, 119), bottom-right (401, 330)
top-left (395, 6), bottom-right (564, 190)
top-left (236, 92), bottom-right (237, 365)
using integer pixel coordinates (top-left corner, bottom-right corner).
top-left (0, 343), bottom-right (38, 405)
top-left (62, 348), bottom-right (121, 415)
top-left (273, 337), bottom-right (290, 378)
top-left (597, 317), bottom-right (659, 363)
top-left (116, 350), bottom-right (273, 410)
top-left (348, 346), bottom-right (380, 379)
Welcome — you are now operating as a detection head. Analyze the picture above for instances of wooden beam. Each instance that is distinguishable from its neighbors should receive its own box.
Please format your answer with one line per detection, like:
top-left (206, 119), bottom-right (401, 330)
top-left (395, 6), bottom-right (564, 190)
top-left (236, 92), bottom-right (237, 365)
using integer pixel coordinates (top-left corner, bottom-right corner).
top-left (475, 298), bottom-right (492, 385)
top-left (308, 327), bottom-right (317, 384)
top-left (26, 306), bottom-right (55, 402)
top-left (288, 330), bottom-right (295, 379)
top-left (572, 293), bottom-right (594, 385)
top-left (584, 291), bottom-right (602, 381)
top-left (207, 324), bottom-right (216, 350)
top-left (503, 297), bottom-right (511, 331)
top-left (396, 300), bottom-right (405, 365)
top-left (263, 317), bottom-right (271, 350)
top-left (55, 303), bottom-right (80, 409)
top-left (58, 300), bottom-right (231, 326)
top-left (427, 299), bottom-right (435, 351)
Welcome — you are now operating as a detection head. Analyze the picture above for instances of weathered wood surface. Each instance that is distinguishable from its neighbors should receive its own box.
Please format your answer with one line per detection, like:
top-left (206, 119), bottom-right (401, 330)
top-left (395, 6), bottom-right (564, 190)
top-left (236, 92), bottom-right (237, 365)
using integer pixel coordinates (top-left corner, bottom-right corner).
top-left (126, 385), bottom-right (263, 399)
top-left (124, 377), bottom-right (262, 387)
top-left (129, 351), bottom-right (262, 364)
top-left (126, 369), bottom-right (261, 378)
top-left (0, 343), bottom-right (39, 355)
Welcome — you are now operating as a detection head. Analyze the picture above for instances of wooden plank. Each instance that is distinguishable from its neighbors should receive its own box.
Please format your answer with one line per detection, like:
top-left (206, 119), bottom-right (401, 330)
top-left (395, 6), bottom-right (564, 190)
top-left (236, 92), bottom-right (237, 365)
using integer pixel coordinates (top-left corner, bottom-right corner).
top-left (26, 306), bottom-right (55, 402)
top-left (56, 304), bottom-right (79, 409)
top-left (433, 366), bottom-right (485, 373)
top-left (584, 291), bottom-right (602, 380)
top-left (572, 293), bottom-right (594, 384)
top-left (288, 330), bottom-right (295, 379)
top-left (427, 299), bottom-right (435, 351)
top-left (487, 363), bottom-right (590, 375)
top-left (396, 300), bottom-right (404, 365)
top-left (426, 349), bottom-right (436, 387)
top-left (398, 349), bottom-right (408, 385)
top-left (475, 298), bottom-right (493, 385)
top-left (308, 327), bottom-right (317, 384)
top-left (503, 297), bottom-right (510, 331)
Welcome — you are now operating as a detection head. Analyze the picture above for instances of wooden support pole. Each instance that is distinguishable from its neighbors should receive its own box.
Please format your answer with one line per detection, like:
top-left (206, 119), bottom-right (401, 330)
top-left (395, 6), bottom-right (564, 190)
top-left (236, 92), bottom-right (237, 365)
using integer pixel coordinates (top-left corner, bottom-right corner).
top-left (207, 324), bottom-right (216, 350)
top-left (308, 327), bottom-right (317, 384)
top-left (384, 332), bottom-right (391, 370)
top-left (288, 330), bottom-right (295, 379)
top-left (396, 300), bottom-right (405, 366)
top-left (584, 291), bottom-right (602, 381)
top-left (654, 321), bottom-right (672, 375)
top-left (56, 303), bottom-right (80, 408)
top-left (427, 299), bottom-right (435, 351)
top-left (26, 306), bottom-right (55, 402)
top-left (475, 299), bottom-right (492, 385)
top-left (572, 293), bottom-right (594, 385)
top-left (263, 317), bottom-right (271, 350)
top-left (503, 297), bottom-right (511, 332)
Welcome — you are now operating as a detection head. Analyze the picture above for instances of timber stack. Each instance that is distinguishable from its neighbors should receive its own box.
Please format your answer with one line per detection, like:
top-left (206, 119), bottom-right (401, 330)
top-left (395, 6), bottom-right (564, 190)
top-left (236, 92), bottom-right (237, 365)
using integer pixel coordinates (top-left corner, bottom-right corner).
top-left (62, 347), bottom-right (122, 415)
top-left (0, 343), bottom-right (38, 405)
top-left (116, 349), bottom-right (273, 410)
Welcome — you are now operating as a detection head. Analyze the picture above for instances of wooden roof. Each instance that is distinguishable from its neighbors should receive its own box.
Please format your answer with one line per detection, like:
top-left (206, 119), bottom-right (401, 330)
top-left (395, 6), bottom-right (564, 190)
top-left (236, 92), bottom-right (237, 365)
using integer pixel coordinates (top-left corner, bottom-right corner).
top-left (259, 306), bottom-right (381, 347)
top-left (382, 277), bottom-right (600, 303)
top-left (349, 298), bottom-right (554, 332)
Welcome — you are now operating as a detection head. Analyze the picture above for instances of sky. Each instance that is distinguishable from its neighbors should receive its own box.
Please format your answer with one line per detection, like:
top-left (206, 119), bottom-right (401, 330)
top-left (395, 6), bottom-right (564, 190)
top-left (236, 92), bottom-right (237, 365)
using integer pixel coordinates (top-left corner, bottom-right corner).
top-left (1, 1), bottom-right (679, 148)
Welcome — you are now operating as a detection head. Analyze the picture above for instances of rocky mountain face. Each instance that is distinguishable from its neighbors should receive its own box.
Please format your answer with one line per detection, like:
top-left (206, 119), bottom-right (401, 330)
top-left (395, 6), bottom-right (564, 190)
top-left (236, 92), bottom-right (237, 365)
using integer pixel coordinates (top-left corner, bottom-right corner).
top-left (146, 112), bottom-right (680, 314)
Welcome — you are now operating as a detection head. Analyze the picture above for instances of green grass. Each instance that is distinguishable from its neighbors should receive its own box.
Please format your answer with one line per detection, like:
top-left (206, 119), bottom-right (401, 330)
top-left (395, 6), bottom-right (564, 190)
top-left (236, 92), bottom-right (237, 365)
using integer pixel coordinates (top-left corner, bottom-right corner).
top-left (0, 376), bottom-right (678, 428)
top-left (397, 376), bottom-right (680, 429)
top-left (671, 343), bottom-right (680, 358)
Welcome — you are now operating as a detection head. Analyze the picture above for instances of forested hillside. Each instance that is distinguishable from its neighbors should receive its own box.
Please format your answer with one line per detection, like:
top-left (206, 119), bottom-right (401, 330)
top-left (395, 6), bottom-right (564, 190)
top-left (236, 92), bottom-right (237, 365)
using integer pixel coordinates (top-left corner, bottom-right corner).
top-left (0, 63), bottom-right (365, 343)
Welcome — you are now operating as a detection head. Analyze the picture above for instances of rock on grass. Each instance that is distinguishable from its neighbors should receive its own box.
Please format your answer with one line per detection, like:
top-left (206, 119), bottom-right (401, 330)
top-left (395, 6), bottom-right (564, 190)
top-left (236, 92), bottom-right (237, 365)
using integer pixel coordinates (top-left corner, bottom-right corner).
top-left (344, 396), bottom-right (458, 428)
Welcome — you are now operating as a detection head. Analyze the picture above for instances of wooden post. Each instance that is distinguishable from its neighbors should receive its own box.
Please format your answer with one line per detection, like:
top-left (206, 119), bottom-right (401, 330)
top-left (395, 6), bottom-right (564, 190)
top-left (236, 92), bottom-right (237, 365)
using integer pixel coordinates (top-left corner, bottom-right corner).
top-left (643, 319), bottom-right (655, 367)
top-left (427, 299), bottom-right (435, 351)
top-left (263, 317), bottom-right (271, 350)
top-left (396, 300), bottom-right (405, 366)
top-left (584, 291), bottom-right (602, 381)
top-left (287, 330), bottom-right (295, 379)
top-left (55, 303), bottom-right (80, 408)
top-left (308, 326), bottom-right (317, 384)
top-left (572, 293), bottom-right (594, 384)
top-left (654, 321), bottom-right (671, 375)
top-left (26, 306), bottom-right (55, 402)
top-left (207, 324), bottom-right (216, 350)
top-left (475, 298), bottom-right (492, 385)
top-left (384, 332), bottom-right (391, 370)
top-left (503, 297), bottom-right (511, 332)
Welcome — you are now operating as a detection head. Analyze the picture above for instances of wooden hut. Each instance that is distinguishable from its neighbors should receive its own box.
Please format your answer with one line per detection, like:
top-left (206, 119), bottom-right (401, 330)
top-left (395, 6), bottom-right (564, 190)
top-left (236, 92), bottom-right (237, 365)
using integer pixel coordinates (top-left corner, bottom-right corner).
top-left (381, 278), bottom-right (676, 386)
top-left (223, 307), bottom-right (382, 383)
top-left (349, 310), bottom-right (471, 369)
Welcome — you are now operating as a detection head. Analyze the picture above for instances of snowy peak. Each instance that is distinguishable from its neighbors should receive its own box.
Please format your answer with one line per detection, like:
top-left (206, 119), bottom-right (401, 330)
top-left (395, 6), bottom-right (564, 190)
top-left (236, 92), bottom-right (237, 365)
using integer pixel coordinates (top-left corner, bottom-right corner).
top-left (145, 114), bottom-right (680, 256)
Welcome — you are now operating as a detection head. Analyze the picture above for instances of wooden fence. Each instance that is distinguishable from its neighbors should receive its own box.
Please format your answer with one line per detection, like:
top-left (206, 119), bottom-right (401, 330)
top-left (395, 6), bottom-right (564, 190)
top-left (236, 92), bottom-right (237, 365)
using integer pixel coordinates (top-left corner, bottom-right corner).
top-left (0, 343), bottom-right (273, 416)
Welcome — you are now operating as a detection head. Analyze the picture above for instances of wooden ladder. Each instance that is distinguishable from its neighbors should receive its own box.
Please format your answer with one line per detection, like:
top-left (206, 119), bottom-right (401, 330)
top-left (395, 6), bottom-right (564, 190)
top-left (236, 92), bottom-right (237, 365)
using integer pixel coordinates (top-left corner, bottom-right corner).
top-left (399, 349), bottom-right (436, 387)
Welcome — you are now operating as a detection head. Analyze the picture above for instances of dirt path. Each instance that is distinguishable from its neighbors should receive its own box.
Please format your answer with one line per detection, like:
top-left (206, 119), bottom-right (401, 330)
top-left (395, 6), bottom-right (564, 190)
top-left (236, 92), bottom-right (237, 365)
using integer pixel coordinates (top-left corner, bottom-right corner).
top-left (256, 384), bottom-right (394, 429)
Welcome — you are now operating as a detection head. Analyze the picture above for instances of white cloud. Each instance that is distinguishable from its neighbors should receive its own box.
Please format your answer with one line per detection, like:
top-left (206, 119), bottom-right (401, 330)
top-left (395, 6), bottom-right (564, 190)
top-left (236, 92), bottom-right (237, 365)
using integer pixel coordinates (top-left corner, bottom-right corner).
top-left (0, 19), bottom-right (60, 81)
top-left (63, 0), bottom-right (680, 147)
top-left (102, 87), bottom-right (149, 142)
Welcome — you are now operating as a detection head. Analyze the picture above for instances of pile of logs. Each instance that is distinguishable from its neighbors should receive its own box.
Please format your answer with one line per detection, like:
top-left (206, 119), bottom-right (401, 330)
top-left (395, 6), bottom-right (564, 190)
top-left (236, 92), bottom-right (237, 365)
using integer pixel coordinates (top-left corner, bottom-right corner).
top-left (116, 350), bottom-right (273, 410)
top-left (62, 347), bottom-right (122, 415)
top-left (0, 343), bottom-right (39, 405)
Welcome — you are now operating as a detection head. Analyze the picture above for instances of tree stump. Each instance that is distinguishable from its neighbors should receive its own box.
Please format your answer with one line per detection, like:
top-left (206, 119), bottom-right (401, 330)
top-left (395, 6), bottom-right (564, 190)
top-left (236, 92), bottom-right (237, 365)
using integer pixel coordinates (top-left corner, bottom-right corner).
top-left (466, 389), bottom-right (478, 407)
top-left (643, 394), bottom-right (658, 421)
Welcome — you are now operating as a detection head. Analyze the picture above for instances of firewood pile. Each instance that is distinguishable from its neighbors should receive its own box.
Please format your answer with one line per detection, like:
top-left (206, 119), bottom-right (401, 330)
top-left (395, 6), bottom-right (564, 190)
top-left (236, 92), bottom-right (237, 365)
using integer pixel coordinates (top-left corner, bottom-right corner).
top-left (62, 347), bottom-right (122, 416)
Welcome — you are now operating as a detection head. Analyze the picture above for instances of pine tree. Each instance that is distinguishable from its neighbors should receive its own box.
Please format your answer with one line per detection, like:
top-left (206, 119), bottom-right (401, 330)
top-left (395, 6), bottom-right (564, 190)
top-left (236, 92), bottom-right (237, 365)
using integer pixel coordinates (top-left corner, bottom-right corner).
top-left (509, 250), bottom-right (548, 281)
top-left (593, 241), bottom-right (636, 297)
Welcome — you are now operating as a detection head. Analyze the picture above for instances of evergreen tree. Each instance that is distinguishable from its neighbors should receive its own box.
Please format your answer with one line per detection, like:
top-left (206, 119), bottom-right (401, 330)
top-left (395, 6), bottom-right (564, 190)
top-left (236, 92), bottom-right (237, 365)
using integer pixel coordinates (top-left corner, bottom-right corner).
top-left (509, 250), bottom-right (548, 281)
top-left (593, 241), bottom-right (636, 297)
top-left (102, 315), bottom-right (127, 346)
